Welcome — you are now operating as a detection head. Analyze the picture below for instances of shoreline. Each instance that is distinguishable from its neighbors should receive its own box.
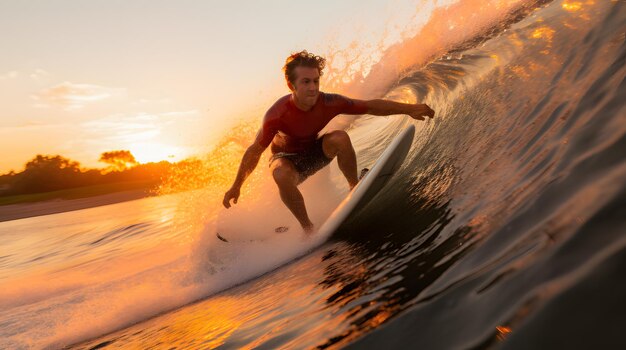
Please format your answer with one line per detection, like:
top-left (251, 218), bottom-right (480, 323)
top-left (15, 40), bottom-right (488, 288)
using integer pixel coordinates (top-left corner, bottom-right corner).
top-left (0, 189), bottom-right (156, 223)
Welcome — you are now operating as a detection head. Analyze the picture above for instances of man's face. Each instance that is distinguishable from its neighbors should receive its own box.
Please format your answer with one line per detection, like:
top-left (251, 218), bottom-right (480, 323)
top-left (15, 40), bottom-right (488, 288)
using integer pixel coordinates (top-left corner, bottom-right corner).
top-left (289, 66), bottom-right (320, 110)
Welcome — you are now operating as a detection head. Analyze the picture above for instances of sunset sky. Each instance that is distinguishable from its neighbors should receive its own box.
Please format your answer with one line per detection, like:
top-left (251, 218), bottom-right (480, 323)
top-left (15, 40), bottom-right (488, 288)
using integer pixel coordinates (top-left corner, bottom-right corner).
top-left (0, 0), bottom-right (448, 173)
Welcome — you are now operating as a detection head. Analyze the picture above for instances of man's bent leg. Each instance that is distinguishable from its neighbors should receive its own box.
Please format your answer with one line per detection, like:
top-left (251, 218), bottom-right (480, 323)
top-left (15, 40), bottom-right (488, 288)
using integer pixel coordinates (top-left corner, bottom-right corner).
top-left (271, 159), bottom-right (314, 232)
top-left (322, 130), bottom-right (358, 189)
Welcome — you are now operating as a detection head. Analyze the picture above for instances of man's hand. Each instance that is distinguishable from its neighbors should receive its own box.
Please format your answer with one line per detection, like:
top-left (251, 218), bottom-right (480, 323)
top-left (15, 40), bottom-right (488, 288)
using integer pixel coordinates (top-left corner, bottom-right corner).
top-left (223, 187), bottom-right (240, 208)
top-left (407, 103), bottom-right (435, 121)
top-left (222, 140), bottom-right (266, 209)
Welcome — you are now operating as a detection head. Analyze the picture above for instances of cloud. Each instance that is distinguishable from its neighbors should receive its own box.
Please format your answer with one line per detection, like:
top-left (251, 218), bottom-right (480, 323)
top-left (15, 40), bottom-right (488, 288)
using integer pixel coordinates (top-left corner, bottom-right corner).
top-left (32, 82), bottom-right (126, 110)
top-left (83, 118), bottom-right (160, 143)
top-left (80, 110), bottom-right (199, 144)
top-left (0, 69), bottom-right (49, 81)
top-left (0, 121), bottom-right (67, 132)
top-left (30, 69), bottom-right (50, 81)
top-left (0, 71), bottom-right (19, 79)
top-left (132, 98), bottom-right (172, 106)
top-left (105, 110), bottom-right (200, 124)
top-left (158, 110), bottom-right (199, 118)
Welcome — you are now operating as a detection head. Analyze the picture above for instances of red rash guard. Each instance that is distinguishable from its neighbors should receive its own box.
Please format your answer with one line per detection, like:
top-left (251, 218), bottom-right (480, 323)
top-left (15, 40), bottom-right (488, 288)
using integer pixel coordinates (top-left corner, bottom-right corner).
top-left (258, 92), bottom-right (368, 154)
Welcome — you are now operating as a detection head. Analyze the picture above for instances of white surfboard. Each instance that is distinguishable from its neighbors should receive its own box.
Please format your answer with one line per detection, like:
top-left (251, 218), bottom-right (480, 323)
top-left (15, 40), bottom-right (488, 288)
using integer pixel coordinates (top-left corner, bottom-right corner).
top-left (216, 124), bottom-right (415, 242)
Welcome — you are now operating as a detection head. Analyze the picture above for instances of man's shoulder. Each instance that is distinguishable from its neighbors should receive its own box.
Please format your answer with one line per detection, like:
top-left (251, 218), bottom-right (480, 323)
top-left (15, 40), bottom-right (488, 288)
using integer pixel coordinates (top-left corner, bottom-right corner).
top-left (264, 94), bottom-right (291, 120)
top-left (322, 92), bottom-right (339, 103)
top-left (322, 92), bottom-right (354, 107)
top-left (271, 94), bottom-right (292, 108)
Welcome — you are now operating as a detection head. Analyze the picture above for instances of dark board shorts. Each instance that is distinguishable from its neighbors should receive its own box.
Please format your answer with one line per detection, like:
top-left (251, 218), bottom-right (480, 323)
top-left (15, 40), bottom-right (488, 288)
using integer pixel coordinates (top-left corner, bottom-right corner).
top-left (269, 137), bottom-right (332, 181)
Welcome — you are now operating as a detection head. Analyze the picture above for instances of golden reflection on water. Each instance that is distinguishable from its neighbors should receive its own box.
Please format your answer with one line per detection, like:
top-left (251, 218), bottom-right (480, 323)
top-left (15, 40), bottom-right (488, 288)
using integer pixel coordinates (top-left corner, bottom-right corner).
top-left (510, 65), bottom-right (531, 80)
top-left (156, 300), bottom-right (243, 349)
top-left (530, 26), bottom-right (555, 41)
top-left (496, 325), bottom-right (512, 340)
top-left (562, 1), bottom-right (583, 12)
top-left (84, 296), bottom-right (245, 349)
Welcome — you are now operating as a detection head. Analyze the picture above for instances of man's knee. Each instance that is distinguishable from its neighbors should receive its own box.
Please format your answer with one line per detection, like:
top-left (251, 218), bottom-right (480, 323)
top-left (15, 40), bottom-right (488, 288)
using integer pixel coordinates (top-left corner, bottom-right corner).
top-left (323, 130), bottom-right (353, 157)
top-left (271, 161), bottom-right (298, 186)
top-left (327, 130), bottom-right (351, 145)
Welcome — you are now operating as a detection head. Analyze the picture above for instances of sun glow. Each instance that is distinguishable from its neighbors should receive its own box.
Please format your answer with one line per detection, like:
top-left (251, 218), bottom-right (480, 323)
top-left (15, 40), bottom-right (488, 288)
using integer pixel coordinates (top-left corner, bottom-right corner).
top-left (129, 143), bottom-right (188, 164)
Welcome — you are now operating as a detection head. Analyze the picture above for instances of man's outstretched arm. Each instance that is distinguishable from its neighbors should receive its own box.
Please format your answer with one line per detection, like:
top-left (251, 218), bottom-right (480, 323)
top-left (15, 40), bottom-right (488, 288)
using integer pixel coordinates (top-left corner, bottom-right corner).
top-left (223, 136), bottom-right (267, 208)
top-left (363, 99), bottom-right (435, 120)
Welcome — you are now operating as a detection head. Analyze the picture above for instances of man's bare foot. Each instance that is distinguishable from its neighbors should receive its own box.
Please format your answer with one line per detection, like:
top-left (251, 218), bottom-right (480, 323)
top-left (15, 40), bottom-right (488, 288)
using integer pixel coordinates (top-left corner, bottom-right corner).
top-left (359, 168), bottom-right (369, 180)
top-left (349, 168), bottom-right (370, 190)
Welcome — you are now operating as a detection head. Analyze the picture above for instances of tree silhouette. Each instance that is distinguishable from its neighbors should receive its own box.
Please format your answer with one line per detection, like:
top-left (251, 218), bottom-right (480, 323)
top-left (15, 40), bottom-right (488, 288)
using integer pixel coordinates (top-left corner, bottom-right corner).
top-left (0, 151), bottom-right (190, 198)
top-left (99, 150), bottom-right (138, 172)
top-left (10, 155), bottom-right (84, 194)
top-left (25, 155), bottom-right (81, 171)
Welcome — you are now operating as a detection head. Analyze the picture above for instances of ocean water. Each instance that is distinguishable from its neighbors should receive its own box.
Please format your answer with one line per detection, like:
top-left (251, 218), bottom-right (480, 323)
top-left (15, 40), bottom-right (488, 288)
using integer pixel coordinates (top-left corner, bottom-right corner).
top-left (1, 0), bottom-right (625, 349)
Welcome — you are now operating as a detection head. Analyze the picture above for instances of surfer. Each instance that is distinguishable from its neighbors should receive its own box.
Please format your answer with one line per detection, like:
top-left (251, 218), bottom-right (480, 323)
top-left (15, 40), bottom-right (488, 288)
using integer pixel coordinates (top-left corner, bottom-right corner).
top-left (223, 50), bottom-right (434, 233)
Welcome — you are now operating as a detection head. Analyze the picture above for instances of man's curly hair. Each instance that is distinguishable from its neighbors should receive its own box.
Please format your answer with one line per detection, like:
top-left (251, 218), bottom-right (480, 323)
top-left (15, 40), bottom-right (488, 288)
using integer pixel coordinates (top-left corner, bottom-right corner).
top-left (283, 50), bottom-right (326, 86)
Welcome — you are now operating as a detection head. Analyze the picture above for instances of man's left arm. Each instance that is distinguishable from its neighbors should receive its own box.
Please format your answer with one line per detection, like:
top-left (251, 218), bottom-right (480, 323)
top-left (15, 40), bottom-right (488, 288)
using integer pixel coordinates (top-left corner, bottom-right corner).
top-left (362, 99), bottom-right (435, 121)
